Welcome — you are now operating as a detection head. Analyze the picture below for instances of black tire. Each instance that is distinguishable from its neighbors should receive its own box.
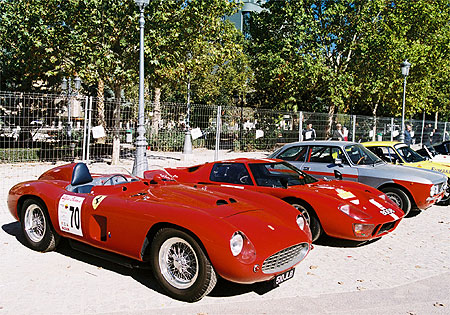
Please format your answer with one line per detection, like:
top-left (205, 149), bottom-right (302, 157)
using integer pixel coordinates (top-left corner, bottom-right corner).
top-left (381, 187), bottom-right (411, 216)
top-left (289, 201), bottom-right (322, 242)
top-left (20, 198), bottom-right (60, 252)
top-left (150, 228), bottom-right (217, 302)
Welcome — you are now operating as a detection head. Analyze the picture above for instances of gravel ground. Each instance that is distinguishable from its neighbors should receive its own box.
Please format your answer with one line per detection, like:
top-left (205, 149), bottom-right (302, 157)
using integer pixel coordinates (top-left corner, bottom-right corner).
top-left (1, 149), bottom-right (449, 314)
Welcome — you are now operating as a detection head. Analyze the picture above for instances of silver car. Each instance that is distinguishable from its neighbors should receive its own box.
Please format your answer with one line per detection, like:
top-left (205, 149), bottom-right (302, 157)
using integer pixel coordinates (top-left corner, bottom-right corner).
top-left (269, 141), bottom-right (447, 214)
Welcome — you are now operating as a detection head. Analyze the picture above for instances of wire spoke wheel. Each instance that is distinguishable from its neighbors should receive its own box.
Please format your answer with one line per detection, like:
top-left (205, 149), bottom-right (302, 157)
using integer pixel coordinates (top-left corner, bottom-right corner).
top-left (23, 203), bottom-right (46, 243)
top-left (159, 237), bottom-right (199, 289)
top-left (290, 201), bottom-right (322, 242)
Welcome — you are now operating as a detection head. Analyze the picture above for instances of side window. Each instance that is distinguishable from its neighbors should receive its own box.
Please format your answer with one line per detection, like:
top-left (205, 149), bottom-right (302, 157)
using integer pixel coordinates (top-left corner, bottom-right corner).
top-left (309, 146), bottom-right (334, 163)
top-left (387, 147), bottom-right (401, 163)
top-left (368, 146), bottom-right (391, 162)
top-left (331, 147), bottom-right (349, 165)
top-left (210, 163), bottom-right (253, 185)
top-left (278, 146), bottom-right (308, 161)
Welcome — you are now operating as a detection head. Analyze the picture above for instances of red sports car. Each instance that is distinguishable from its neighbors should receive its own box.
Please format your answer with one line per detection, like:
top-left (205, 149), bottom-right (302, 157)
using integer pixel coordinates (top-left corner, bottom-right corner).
top-left (8, 163), bottom-right (312, 302)
top-left (152, 159), bottom-right (405, 242)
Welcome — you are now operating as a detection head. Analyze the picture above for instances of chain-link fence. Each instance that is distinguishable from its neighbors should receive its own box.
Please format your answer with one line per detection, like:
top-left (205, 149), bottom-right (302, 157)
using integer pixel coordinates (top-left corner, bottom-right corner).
top-left (1, 91), bottom-right (449, 165)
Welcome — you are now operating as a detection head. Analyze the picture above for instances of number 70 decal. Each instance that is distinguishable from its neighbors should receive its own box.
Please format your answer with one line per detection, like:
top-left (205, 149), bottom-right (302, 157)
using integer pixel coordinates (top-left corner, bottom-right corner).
top-left (58, 194), bottom-right (85, 236)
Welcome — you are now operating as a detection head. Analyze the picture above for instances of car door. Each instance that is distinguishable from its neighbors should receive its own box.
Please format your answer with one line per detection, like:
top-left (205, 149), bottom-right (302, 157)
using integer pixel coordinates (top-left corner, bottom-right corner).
top-left (302, 145), bottom-right (359, 181)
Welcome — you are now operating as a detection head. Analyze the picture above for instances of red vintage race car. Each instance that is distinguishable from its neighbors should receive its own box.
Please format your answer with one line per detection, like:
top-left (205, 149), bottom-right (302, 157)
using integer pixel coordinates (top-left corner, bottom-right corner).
top-left (8, 163), bottom-right (312, 302)
top-left (152, 158), bottom-right (405, 242)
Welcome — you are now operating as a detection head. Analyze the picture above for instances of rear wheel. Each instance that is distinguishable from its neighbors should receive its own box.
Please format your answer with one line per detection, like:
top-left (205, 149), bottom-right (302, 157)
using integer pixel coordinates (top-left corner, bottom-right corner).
top-left (21, 199), bottom-right (60, 252)
top-left (381, 187), bottom-right (411, 216)
top-left (290, 201), bottom-right (322, 242)
top-left (150, 228), bottom-right (217, 302)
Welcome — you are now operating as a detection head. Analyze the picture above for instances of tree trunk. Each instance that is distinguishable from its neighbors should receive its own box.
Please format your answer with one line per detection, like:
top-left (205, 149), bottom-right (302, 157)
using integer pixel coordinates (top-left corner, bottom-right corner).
top-left (96, 79), bottom-right (106, 144)
top-left (111, 85), bottom-right (121, 165)
top-left (151, 86), bottom-right (161, 139)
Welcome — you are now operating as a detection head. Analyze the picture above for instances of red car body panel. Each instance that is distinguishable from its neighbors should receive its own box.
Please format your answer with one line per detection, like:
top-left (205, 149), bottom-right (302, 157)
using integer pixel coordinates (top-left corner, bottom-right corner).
top-left (152, 158), bottom-right (405, 241)
top-left (8, 163), bottom-right (312, 284)
top-left (392, 179), bottom-right (437, 209)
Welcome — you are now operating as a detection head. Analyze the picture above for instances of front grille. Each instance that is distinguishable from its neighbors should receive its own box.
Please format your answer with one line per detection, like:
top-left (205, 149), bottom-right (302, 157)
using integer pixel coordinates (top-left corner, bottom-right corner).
top-left (261, 243), bottom-right (309, 274)
top-left (376, 221), bottom-right (396, 235)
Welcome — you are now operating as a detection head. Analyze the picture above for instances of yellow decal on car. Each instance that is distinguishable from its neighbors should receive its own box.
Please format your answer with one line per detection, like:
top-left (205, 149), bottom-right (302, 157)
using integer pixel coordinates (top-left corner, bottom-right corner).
top-left (92, 195), bottom-right (107, 210)
top-left (336, 189), bottom-right (356, 199)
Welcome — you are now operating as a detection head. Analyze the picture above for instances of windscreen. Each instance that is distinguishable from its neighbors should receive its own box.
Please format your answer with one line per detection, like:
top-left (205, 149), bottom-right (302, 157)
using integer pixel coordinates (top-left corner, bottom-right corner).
top-left (344, 144), bottom-right (383, 165)
top-left (249, 162), bottom-right (317, 187)
top-left (394, 144), bottom-right (426, 162)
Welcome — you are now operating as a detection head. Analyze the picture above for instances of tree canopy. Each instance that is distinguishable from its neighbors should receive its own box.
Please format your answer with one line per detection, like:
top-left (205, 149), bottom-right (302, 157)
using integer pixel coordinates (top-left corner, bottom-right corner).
top-left (1, 0), bottom-right (449, 120)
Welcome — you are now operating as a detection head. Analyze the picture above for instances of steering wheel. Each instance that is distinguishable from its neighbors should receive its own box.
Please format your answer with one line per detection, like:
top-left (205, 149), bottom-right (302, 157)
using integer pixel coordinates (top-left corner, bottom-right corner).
top-left (356, 156), bottom-right (366, 165)
top-left (102, 174), bottom-right (128, 185)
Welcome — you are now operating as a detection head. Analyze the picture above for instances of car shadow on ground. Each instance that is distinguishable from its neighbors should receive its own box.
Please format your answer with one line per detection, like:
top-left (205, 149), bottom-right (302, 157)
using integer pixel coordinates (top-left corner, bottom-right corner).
top-left (2, 221), bottom-right (277, 300)
top-left (314, 234), bottom-right (381, 248)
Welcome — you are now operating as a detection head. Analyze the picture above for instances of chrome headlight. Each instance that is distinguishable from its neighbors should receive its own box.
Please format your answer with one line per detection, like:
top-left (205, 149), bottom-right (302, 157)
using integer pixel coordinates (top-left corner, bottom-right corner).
top-left (296, 214), bottom-right (306, 230)
top-left (230, 232), bottom-right (244, 256)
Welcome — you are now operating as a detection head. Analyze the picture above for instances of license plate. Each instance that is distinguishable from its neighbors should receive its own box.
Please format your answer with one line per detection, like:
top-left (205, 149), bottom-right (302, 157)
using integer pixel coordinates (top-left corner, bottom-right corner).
top-left (273, 268), bottom-right (295, 286)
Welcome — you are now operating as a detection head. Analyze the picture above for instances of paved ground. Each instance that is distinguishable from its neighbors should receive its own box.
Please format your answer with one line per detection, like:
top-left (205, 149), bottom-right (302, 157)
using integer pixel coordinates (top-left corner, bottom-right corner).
top-left (1, 150), bottom-right (449, 314)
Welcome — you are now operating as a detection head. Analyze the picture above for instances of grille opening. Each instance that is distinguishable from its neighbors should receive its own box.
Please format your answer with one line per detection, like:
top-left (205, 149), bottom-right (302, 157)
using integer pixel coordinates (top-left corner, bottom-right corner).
top-left (376, 221), bottom-right (396, 235)
top-left (262, 243), bottom-right (309, 274)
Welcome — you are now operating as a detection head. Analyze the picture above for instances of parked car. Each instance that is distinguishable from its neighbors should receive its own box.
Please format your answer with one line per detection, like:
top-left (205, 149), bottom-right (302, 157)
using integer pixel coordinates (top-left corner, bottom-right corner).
top-left (415, 144), bottom-right (450, 164)
top-left (153, 159), bottom-right (405, 242)
top-left (363, 141), bottom-right (450, 204)
top-left (269, 141), bottom-right (447, 215)
top-left (8, 163), bottom-right (312, 302)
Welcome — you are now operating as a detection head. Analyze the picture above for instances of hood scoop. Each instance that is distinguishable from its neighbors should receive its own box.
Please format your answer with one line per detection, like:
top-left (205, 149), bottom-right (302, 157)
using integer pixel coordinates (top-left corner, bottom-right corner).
top-left (216, 198), bottom-right (238, 206)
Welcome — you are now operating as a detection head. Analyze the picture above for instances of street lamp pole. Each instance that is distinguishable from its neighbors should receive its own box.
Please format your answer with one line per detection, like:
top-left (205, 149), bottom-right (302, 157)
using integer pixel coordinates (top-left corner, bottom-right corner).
top-left (183, 52), bottom-right (193, 155)
top-left (399, 59), bottom-right (411, 143)
top-left (132, 0), bottom-right (150, 177)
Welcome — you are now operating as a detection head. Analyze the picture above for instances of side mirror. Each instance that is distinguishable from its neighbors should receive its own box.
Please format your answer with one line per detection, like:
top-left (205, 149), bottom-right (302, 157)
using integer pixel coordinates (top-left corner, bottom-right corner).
top-left (334, 158), bottom-right (342, 165)
top-left (334, 170), bottom-right (343, 180)
top-left (279, 177), bottom-right (289, 189)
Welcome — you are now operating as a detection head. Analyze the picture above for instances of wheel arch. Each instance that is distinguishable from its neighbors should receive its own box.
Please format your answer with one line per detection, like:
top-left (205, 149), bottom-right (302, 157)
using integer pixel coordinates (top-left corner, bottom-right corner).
top-left (16, 195), bottom-right (47, 221)
top-left (140, 222), bottom-right (210, 262)
top-left (377, 183), bottom-right (417, 208)
top-left (282, 197), bottom-right (319, 218)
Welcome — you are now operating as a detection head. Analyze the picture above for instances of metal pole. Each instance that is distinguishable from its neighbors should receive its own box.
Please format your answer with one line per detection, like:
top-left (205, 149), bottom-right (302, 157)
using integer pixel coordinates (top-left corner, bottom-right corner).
top-left (132, 4), bottom-right (149, 177)
top-left (390, 117), bottom-right (394, 141)
top-left (183, 71), bottom-right (192, 154)
top-left (214, 105), bottom-right (222, 161)
top-left (82, 96), bottom-right (88, 161)
top-left (67, 78), bottom-right (72, 139)
top-left (443, 122), bottom-right (447, 142)
top-left (298, 111), bottom-right (303, 141)
top-left (86, 96), bottom-right (93, 163)
top-left (352, 115), bottom-right (356, 142)
top-left (420, 111), bottom-right (425, 146)
top-left (399, 76), bottom-right (407, 142)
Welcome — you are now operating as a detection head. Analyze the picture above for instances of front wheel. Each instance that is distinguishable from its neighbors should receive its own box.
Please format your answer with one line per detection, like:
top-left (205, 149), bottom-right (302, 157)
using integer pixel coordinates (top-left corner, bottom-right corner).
top-left (290, 202), bottom-right (322, 242)
top-left (381, 187), bottom-right (411, 216)
top-left (21, 198), bottom-right (60, 252)
top-left (150, 228), bottom-right (217, 302)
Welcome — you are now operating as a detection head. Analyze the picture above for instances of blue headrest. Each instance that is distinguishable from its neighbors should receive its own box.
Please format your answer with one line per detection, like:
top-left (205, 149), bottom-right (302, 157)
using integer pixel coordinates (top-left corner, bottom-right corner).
top-left (71, 163), bottom-right (93, 186)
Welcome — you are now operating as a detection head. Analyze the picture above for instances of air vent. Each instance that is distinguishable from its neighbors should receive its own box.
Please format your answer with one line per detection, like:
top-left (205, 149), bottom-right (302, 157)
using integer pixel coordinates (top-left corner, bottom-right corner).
top-left (216, 199), bottom-right (228, 206)
top-left (229, 198), bottom-right (237, 203)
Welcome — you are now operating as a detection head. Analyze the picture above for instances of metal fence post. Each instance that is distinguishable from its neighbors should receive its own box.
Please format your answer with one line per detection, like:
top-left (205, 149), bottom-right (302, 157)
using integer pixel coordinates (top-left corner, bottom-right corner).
top-left (82, 96), bottom-right (88, 161)
top-left (420, 112), bottom-right (425, 146)
top-left (214, 105), bottom-right (222, 161)
top-left (443, 122), bottom-right (447, 142)
top-left (352, 115), bottom-right (356, 142)
top-left (298, 111), bottom-right (303, 141)
top-left (86, 96), bottom-right (93, 163)
top-left (390, 117), bottom-right (394, 141)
